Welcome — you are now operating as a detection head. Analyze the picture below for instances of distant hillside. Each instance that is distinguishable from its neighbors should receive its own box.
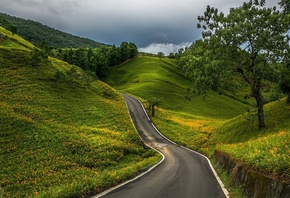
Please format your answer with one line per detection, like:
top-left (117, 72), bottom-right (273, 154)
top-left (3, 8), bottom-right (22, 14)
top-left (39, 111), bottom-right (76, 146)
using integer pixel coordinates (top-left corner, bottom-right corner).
top-left (0, 13), bottom-right (106, 48)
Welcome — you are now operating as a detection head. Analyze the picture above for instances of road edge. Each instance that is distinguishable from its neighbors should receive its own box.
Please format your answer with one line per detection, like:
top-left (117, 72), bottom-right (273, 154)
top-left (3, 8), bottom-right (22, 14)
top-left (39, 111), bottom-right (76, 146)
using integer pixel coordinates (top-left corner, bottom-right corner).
top-left (92, 94), bottom-right (165, 198)
top-left (131, 94), bottom-right (230, 198)
top-left (93, 93), bottom-right (229, 198)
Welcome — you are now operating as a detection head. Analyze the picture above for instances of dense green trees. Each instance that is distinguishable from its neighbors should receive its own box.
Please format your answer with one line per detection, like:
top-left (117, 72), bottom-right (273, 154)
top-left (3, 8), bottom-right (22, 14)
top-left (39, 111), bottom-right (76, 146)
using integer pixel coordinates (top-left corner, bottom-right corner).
top-left (119, 41), bottom-right (138, 62)
top-left (51, 42), bottom-right (138, 79)
top-left (179, 0), bottom-right (290, 129)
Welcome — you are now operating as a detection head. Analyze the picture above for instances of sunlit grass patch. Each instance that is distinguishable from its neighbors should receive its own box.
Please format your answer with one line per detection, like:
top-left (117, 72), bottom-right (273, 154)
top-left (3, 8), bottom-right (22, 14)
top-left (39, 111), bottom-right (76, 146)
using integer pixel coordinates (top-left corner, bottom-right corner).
top-left (150, 107), bottom-right (226, 151)
top-left (0, 26), bottom-right (34, 49)
top-left (168, 112), bottom-right (219, 133)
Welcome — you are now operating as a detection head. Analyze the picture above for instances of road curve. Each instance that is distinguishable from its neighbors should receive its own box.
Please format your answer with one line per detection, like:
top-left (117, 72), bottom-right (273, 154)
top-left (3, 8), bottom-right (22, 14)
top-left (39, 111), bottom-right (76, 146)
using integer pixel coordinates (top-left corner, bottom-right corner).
top-left (95, 94), bottom-right (228, 198)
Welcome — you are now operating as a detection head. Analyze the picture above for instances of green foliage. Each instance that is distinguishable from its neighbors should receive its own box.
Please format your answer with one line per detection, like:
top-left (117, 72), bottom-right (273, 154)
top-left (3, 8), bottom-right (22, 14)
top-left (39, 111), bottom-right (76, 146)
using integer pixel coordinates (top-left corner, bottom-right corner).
top-left (119, 41), bottom-right (138, 62)
top-left (0, 13), bottom-right (105, 48)
top-left (279, 0), bottom-right (290, 12)
top-left (279, 57), bottom-right (290, 102)
top-left (95, 49), bottom-right (109, 79)
top-left (181, 0), bottom-right (290, 129)
top-left (179, 40), bottom-right (232, 98)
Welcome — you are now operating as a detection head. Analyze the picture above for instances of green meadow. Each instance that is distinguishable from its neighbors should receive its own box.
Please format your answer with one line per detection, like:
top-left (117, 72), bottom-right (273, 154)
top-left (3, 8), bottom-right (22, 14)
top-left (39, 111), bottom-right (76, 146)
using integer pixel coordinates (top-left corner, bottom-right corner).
top-left (0, 28), bottom-right (160, 197)
top-left (106, 55), bottom-right (290, 194)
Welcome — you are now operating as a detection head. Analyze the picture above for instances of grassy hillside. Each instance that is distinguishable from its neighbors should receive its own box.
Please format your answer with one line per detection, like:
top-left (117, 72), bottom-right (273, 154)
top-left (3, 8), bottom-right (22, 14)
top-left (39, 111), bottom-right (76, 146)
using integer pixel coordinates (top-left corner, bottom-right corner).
top-left (214, 98), bottom-right (290, 181)
top-left (106, 56), bottom-right (248, 150)
top-left (106, 55), bottom-right (290, 194)
top-left (0, 26), bottom-right (34, 49)
top-left (0, 28), bottom-right (160, 197)
top-left (0, 13), bottom-right (106, 48)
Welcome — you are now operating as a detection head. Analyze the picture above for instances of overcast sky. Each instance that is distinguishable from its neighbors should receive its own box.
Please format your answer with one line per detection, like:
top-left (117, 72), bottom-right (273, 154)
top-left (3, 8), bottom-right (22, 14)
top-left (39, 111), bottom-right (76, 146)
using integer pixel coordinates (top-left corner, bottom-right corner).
top-left (0, 0), bottom-right (280, 54)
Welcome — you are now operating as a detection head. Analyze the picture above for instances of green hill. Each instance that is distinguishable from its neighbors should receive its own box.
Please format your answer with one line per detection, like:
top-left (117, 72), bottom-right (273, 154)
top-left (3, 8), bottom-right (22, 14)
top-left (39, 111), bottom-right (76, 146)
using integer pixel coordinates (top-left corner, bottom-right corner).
top-left (106, 56), bottom-right (248, 149)
top-left (106, 55), bottom-right (290, 195)
top-left (0, 13), bottom-right (106, 48)
top-left (0, 27), bottom-right (160, 197)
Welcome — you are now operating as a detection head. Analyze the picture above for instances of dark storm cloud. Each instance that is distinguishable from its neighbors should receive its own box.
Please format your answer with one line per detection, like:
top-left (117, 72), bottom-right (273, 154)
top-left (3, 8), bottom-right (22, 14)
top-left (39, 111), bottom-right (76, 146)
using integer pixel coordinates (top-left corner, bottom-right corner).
top-left (0, 0), bottom-right (280, 53)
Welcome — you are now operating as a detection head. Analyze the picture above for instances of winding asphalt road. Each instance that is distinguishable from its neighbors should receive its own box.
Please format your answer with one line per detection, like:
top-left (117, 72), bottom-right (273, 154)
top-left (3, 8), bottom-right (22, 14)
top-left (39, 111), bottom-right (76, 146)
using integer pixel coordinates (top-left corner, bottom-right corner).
top-left (94, 94), bottom-right (228, 198)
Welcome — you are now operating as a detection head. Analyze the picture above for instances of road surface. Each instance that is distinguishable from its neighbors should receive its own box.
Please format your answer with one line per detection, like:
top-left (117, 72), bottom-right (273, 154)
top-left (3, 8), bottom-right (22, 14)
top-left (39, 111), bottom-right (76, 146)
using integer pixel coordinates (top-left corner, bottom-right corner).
top-left (95, 94), bottom-right (228, 198)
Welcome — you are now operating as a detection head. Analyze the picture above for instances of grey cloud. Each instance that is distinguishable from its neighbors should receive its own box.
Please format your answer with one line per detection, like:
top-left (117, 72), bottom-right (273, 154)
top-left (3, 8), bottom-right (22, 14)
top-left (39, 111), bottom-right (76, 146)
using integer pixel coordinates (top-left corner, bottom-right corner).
top-left (139, 42), bottom-right (192, 55)
top-left (0, 0), bottom-right (281, 50)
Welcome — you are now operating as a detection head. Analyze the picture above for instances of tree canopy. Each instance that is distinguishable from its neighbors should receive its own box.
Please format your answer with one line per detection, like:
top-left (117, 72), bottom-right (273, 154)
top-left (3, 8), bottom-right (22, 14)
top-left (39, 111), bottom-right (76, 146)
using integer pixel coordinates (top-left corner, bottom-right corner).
top-left (179, 0), bottom-right (290, 129)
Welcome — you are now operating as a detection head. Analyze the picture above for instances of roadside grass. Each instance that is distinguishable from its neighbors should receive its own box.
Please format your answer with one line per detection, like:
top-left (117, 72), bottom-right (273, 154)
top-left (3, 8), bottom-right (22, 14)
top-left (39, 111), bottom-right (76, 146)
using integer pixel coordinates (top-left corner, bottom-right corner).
top-left (0, 36), bottom-right (160, 197)
top-left (215, 98), bottom-right (290, 180)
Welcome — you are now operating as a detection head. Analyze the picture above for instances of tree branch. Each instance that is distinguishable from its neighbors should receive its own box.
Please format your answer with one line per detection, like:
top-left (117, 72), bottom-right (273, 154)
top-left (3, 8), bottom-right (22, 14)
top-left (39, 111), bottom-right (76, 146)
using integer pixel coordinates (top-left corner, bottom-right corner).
top-left (233, 67), bottom-right (252, 84)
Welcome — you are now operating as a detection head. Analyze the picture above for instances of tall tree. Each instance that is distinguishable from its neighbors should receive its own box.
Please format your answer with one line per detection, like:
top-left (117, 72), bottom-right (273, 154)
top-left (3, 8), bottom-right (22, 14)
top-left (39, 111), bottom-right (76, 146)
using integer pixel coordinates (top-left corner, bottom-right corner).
top-left (129, 42), bottom-right (138, 58)
top-left (95, 51), bottom-right (109, 79)
top-left (181, 0), bottom-right (290, 129)
top-left (67, 49), bottom-right (74, 65)
top-left (74, 48), bottom-right (89, 70)
top-left (108, 45), bottom-right (121, 66)
top-left (119, 41), bottom-right (131, 62)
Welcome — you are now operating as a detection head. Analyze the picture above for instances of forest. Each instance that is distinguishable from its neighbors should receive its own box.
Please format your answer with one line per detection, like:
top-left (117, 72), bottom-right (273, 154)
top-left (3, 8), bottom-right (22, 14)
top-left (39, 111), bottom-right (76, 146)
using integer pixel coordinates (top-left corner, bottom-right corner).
top-left (50, 42), bottom-right (138, 79)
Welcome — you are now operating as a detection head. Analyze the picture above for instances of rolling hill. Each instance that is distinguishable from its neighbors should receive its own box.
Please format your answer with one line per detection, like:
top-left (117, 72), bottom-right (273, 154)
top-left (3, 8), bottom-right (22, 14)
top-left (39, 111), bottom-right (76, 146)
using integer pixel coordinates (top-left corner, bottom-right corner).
top-left (0, 26), bottom-right (160, 197)
top-left (105, 56), bottom-right (249, 150)
top-left (0, 13), bottom-right (106, 48)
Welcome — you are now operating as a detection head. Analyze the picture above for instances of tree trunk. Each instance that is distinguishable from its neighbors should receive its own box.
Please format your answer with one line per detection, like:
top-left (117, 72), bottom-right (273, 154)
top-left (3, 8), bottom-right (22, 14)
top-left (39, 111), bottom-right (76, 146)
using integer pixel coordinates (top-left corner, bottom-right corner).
top-left (253, 82), bottom-right (265, 129)
top-left (255, 95), bottom-right (265, 129)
